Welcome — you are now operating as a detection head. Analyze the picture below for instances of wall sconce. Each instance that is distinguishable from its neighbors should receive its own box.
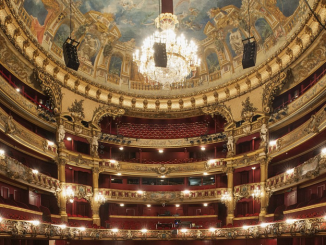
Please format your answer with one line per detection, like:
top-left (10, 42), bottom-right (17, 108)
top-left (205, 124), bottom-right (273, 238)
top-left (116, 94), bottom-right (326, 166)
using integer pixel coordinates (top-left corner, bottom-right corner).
top-left (96, 193), bottom-right (106, 205)
top-left (286, 168), bottom-right (294, 174)
top-left (321, 148), bottom-right (326, 158)
top-left (65, 187), bottom-right (74, 203)
top-left (0, 149), bottom-right (5, 159)
top-left (32, 169), bottom-right (39, 174)
top-left (221, 192), bottom-right (232, 205)
top-left (251, 187), bottom-right (261, 201)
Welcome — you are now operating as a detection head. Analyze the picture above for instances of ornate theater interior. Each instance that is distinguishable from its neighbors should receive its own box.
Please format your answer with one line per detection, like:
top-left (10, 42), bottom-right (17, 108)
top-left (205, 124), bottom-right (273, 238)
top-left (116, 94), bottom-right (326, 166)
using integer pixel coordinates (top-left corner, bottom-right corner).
top-left (0, 0), bottom-right (326, 244)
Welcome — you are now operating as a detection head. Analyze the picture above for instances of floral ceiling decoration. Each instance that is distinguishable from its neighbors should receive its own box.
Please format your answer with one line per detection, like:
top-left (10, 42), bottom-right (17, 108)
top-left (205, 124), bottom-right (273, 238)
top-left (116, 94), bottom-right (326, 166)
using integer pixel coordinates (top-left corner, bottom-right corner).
top-left (15, 0), bottom-right (308, 95)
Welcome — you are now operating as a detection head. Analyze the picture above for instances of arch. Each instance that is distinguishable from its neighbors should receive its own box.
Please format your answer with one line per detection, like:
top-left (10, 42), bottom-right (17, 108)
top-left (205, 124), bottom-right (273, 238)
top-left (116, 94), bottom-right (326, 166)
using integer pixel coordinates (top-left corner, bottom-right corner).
top-left (201, 103), bottom-right (234, 128)
top-left (91, 105), bottom-right (126, 127)
top-left (34, 69), bottom-right (62, 113)
top-left (262, 70), bottom-right (290, 113)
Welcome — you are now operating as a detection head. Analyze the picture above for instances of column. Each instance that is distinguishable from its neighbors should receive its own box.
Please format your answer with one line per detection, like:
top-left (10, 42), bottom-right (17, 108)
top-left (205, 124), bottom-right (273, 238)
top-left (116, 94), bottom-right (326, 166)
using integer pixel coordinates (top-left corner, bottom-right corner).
top-left (57, 156), bottom-right (68, 222)
top-left (259, 159), bottom-right (268, 221)
top-left (91, 165), bottom-right (101, 226)
top-left (226, 166), bottom-right (234, 225)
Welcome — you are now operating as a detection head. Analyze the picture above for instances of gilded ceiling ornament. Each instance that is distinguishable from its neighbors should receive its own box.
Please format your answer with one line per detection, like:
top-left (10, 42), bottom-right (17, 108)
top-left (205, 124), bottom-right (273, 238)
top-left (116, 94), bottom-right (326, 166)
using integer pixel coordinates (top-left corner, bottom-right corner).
top-left (63, 73), bottom-right (70, 85)
top-left (131, 98), bottom-right (136, 108)
top-left (42, 58), bottom-right (49, 69)
top-left (191, 97), bottom-right (196, 108)
top-left (85, 85), bottom-right (90, 96)
top-left (13, 28), bottom-right (21, 39)
top-left (276, 57), bottom-right (283, 70)
top-left (241, 97), bottom-right (257, 122)
top-left (68, 99), bottom-right (85, 121)
top-left (53, 66), bottom-right (59, 79)
top-left (74, 80), bottom-right (80, 91)
top-left (96, 89), bottom-right (101, 100)
top-left (224, 88), bottom-right (230, 99)
top-left (265, 65), bottom-right (272, 77)
top-left (255, 72), bottom-right (262, 84)
top-left (179, 99), bottom-right (184, 109)
top-left (107, 92), bottom-right (112, 103)
top-left (0, 0), bottom-right (4, 10)
top-left (4, 15), bottom-right (12, 26)
top-left (202, 94), bottom-right (207, 106)
top-left (155, 99), bottom-right (160, 111)
top-left (245, 77), bottom-right (251, 90)
top-left (296, 37), bottom-right (303, 51)
top-left (235, 83), bottom-right (240, 96)
top-left (305, 25), bottom-right (313, 41)
top-left (22, 39), bottom-right (30, 51)
top-left (167, 100), bottom-right (172, 111)
top-left (213, 91), bottom-right (219, 102)
top-left (286, 48), bottom-right (293, 61)
top-left (119, 96), bottom-right (124, 106)
top-left (32, 49), bottom-right (39, 61)
top-left (143, 99), bottom-right (148, 109)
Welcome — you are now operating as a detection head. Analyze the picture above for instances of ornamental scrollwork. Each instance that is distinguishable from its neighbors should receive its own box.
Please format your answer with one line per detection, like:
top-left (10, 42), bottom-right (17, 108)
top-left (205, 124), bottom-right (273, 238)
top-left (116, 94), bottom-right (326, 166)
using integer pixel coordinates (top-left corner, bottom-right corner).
top-left (33, 69), bottom-right (62, 113)
top-left (201, 104), bottom-right (233, 128)
top-left (262, 70), bottom-right (289, 114)
top-left (92, 105), bottom-right (125, 126)
top-left (151, 164), bottom-right (175, 176)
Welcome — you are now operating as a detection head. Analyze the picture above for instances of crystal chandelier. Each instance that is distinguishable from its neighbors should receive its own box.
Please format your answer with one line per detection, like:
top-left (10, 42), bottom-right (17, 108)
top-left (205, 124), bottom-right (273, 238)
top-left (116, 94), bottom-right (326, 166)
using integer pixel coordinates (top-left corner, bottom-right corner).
top-left (133, 13), bottom-right (201, 88)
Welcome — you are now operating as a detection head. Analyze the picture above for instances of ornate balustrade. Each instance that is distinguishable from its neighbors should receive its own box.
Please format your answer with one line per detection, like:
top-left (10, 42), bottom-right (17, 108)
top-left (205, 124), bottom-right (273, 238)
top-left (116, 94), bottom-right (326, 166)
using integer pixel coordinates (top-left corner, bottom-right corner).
top-left (266, 154), bottom-right (326, 192)
top-left (0, 106), bottom-right (57, 158)
top-left (98, 188), bottom-right (227, 204)
top-left (233, 183), bottom-right (262, 203)
top-left (0, 156), bottom-right (60, 192)
top-left (63, 149), bottom-right (265, 176)
top-left (0, 217), bottom-right (322, 240)
top-left (63, 183), bottom-right (93, 201)
top-left (269, 106), bottom-right (326, 156)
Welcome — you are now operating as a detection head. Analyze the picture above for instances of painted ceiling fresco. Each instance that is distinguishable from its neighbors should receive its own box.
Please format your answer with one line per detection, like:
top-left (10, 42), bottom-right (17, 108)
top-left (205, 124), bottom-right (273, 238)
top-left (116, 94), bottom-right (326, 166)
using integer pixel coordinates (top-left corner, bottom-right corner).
top-left (17, 0), bottom-right (306, 93)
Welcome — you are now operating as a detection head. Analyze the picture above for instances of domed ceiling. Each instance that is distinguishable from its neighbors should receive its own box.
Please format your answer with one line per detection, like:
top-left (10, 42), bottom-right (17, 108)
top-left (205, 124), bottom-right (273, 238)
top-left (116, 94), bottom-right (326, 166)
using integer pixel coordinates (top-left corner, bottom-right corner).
top-left (19, 0), bottom-right (306, 96)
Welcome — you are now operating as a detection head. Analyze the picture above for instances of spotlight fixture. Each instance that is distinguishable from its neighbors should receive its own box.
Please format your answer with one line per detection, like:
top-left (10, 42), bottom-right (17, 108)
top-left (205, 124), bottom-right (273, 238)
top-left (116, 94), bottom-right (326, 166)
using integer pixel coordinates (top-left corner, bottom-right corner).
top-left (141, 229), bottom-right (148, 233)
top-left (159, 149), bottom-right (164, 153)
top-left (59, 224), bottom-right (67, 229)
top-left (203, 203), bottom-right (208, 207)
top-left (119, 146), bottom-right (124, 150)
top-left (120, 204), bottom-right (124, 207)
top-left (175, 204), bottom-right (180, 207)
top-left (183, 190), bottom-right (190, 194)
top-left (269, 140), bottom-right (277, 146)
top-left (243, 225), bottom-right (249, 230)
top-left (260, 223), bottom-right (268, 228)
top-left (16, 88), bottom-right (20, 92)
top-left (209, 227), bottom-right (216, 232)
top-left (112, 228), bottom-right (119, 232)
top-left (286, 219), bottom-right (296, 224)
top-left (79, 227), bottom-right (86, 231)
top-left (67, 137), bottom-right (72, 141)
top-left (32, 169), bottom-right (39, 174)
top-left (203, 172), bottom-right (208, 175)
top-left (181, 229), bottom-right (188, 233)
top-left (251, 167), bottom-right (256, 170)
top-left (286, 168), bottom-right (294, 174)
top-left (137, 190), bottom-right (143, 194)
top-left (117, 173), bottom-right (122, 176)
top-left (31, 220), bottom-right (40, 226)
top-left (201, 147), bottom-right (206, 151)
top-left (147, 204), bottom-right (151, 207)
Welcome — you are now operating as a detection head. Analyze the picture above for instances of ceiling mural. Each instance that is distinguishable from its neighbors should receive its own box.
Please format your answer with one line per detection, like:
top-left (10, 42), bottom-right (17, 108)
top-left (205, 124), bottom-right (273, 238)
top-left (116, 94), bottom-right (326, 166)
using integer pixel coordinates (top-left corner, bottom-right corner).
top-left (16, 0), bottom-right (307, 95)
